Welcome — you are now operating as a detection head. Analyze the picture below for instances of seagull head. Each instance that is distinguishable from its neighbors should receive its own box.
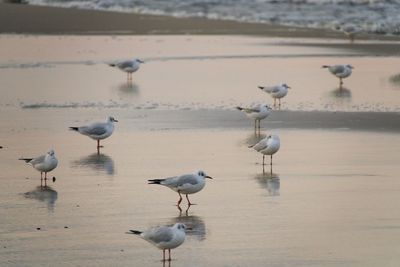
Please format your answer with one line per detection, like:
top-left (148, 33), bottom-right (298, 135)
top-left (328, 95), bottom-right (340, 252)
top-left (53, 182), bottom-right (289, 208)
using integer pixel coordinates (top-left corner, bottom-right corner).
top-left (346, 64), bottom-right (354, 69)
top-left (47, 149), bottom-right (55, 156)
top-left (108, 116), bottom-right (118, 123)
top-left (197, 170), bottom-right (213, 179)
top-left (281, 83), bottom-right (291, 89)
top-left (264, 105), bottom-right (273, 110)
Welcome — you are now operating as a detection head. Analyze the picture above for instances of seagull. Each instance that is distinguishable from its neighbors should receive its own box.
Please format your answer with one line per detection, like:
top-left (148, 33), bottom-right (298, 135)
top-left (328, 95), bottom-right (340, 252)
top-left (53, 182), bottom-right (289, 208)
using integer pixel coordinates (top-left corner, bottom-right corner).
top-left (19, 149), bottom-right (58, 186)
top-left (109, 58), bottom-right (144, 81)
top-left (148, 170), bottom-right (213, 206)
top-left (340, 24), bottom-right (361, 42)
top-left (249, 135), bottom-right (280, 166)
top-left (258, 83), bottom-right (291, 108)
top-left (69, 116), bottom-right (118, 150)
top-left (236, 104), bottom-right (272, 131)
top-left (127, 223), bottom-right (187, 262)
top-left (322, 64), bottom-right (353, 86)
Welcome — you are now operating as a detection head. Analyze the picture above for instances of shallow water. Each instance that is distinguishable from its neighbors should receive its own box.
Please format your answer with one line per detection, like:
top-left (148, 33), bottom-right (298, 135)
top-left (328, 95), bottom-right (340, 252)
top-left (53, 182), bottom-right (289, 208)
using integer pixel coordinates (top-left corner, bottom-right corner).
top-left (1, 35), bottom-right (400, 267)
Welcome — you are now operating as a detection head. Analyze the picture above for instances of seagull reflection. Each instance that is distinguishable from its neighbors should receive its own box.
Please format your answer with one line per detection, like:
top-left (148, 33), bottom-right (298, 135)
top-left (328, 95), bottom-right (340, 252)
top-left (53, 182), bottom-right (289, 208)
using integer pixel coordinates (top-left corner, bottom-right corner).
top-left (71, 153), bottom-right (115, 175)
top-left (170, 214), bottom-right (206, 241)
top-left (255, 172), bottom-right (280, 196)
top-left (244, 132), bottom-right (266, 147)
top-left (330, 86), bottom-right (352, 99)
top-left (116, 81), bottom-right (140, 97)
top-left (24, 186), bottom-right (58, 211)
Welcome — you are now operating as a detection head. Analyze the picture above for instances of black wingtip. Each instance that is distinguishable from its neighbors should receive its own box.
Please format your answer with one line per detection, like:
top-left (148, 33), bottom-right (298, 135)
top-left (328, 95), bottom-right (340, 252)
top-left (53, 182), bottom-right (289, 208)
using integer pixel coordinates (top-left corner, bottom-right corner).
top-left (258, 86), bottom-right (264, 90)
top-left (69, 127), bottom-right (79, 131)
top-left (109, 63), bottom-right (116, 67)
top-left (127, 230), bottom-right (142, 235)
top-left (322, 65), bottom-right (329, 68)
top-left (236, 106), bottom-right (243, 111)
top-left (19, 158), bottom-right (32, 163)
top-left (148, 179), bottom-right (162, 185)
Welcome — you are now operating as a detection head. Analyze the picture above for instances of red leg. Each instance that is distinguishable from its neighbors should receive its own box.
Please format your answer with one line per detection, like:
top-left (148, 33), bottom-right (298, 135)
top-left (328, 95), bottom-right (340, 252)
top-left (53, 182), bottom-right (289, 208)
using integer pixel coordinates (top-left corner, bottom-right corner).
top-left (186, 194), bottom-right (192, 206)
top-left (177, 192), bottom-right (183, 206)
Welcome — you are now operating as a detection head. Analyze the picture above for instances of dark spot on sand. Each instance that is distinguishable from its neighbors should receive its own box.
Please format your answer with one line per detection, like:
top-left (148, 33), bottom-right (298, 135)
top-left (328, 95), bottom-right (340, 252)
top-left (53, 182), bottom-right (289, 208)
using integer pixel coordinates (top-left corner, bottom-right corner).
top-left (36, 227), bottom-right (41, 230)
top-left (64, 226), bottom-right (69, 229)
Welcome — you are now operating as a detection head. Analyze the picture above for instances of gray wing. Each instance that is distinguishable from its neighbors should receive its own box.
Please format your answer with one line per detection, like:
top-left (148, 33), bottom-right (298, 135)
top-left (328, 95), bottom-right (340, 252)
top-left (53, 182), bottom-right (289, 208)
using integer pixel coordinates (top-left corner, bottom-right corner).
top-left (147, 227), bottom-right (174, 244)
top-left (80, 123), bottom-right (107, 136)
top-left (176, 174), bottom-right (198, 186)
top-left (244, 107), bottom-right (260, 114)
top-left (30, 155), bottom-right (46, 165)
top-left (331, 65), bottom-right (345, 74)
top-left (117, 60), bottom-right (133, 69)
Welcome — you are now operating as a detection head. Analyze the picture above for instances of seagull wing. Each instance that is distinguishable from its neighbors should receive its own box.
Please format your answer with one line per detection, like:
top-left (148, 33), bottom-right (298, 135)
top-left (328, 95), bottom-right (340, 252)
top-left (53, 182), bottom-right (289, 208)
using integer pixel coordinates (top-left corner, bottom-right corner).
top-left (176, 174), bottom-right (199, 186)
top-left (146, 226), bottom-right (174, 244)
top-left (80, 123), bottom-right (108, 136)
top-left (29, 154), bottom-right (46, 166)
top-left (117, 60), bottom-right (133, 69)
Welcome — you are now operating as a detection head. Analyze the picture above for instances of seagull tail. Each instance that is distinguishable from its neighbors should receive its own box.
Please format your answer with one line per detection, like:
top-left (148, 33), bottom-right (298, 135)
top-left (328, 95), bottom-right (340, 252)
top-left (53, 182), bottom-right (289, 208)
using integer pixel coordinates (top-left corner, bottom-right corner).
top-left (108, 63), bottom-right (116, 67)
top-left (148, 179), bottom-right (164, 185)
top-left (236, 106), bottom-right (244, 111)
top-left (248, 144), bottom-right (255, 148)
top-left (126, 230), bottom-right (142, 235)
top-left (69, 127), bottom-right (79, 132)
top-left (19, 158), bottom-right (33, 163)
top-left (258, 86), bottom-right (264, 90)
top-left (322, 65), bottom-right (330, 68)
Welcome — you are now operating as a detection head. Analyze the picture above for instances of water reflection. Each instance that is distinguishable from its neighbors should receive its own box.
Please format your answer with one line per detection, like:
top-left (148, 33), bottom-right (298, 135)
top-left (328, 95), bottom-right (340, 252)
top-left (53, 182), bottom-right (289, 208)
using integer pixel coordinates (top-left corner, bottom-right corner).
top-left (255, 172), bottom-right (280, 196)
top-left (116, 81), bottom-right (140, 97)
top-left (170, 214), bottom-right (206, 241)
top-left (71, 153), bottom-right (115, 175)
top-left (244, 132), bottom-right (266, 147)
top-left (24, 186), bottom-right (58, 212)
top-left (330, 86), bottom-right (352, 99)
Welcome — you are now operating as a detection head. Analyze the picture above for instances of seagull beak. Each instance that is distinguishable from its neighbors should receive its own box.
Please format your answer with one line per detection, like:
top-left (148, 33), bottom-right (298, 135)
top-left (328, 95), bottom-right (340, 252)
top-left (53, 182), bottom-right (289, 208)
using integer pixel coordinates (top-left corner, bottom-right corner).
top-left (205, 176), bottom-right (213, 179)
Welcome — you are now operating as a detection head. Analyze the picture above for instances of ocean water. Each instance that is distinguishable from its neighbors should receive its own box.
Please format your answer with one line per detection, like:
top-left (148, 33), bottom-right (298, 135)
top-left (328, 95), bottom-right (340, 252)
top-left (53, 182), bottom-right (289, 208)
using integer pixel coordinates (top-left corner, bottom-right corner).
top-left (27, 0), bottom-right (400, 35)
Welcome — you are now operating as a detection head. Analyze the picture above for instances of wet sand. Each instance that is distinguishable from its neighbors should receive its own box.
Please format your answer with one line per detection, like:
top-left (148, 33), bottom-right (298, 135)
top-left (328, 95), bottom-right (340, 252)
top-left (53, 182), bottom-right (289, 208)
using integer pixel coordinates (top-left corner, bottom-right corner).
top-left (1, 33), bottom-right (400, 266)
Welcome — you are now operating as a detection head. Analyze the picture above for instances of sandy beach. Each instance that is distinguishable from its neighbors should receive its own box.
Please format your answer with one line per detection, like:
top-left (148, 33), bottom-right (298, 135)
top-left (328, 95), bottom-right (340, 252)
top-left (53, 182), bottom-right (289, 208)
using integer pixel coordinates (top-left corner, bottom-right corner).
top-left (1, 3), bottom-right (400, 267)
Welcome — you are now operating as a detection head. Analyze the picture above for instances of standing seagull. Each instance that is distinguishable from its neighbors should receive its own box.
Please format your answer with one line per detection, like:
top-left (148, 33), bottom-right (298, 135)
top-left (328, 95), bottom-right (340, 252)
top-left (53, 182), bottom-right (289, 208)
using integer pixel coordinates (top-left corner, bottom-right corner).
top-left (109, 58), bottom-right (143, 81)
top-left (127, 223), bottom-right (187, 262)
top-left (258, 83), bottom-right (291, 108)
top-left (148, 170), bottom-right (213, 206)
top-left (249, 135), bottom-right (280, 166)
top-left (69, 116), bottom-right (118, 151)
top-left (236, 104), bottom-right (272, 131)
top-left (322, 64), bottom-right (353, 86)
top-left (19, 149), bottom-right (58, 186)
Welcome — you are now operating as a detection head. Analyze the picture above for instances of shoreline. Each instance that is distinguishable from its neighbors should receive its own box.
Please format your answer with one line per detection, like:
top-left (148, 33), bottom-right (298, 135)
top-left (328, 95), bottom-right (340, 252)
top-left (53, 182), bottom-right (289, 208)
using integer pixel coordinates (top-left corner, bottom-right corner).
top-left (0, 3), bottom-right (397, 40)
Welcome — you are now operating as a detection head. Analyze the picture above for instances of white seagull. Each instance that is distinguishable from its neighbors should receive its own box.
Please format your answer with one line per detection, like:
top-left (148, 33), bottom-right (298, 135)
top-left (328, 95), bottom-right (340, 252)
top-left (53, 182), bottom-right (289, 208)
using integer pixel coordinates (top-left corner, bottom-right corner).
top-left (127, 223), bottom-right (187, 262)
top-left (236, 104), bottom-right (272, 131)
top-left (249, 135), bottom-right (280, 166)
top-left (19, 149), bottom-right (58, 186)
top-left (109, 58), bottom-right (144, 81)
top-left (322, 64), bottom-right (353, 86)
top-left (148, 170), bottom-right (213, 206)
top-left (258, 83), bottom-right (291, 108)
top-left (69, 116), bottom-right (118, 150)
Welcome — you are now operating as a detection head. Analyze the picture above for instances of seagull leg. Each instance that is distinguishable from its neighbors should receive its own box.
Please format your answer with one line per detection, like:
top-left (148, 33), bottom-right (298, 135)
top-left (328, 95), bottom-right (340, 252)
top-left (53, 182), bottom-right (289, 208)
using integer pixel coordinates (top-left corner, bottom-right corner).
top-left (270, 155), bottom-right (273, 166)
top-left (263, 155), bottom-right (265, 166)
top-left (163, 249), bottom-right (166, 262)
top-left (44, 172), bottom-right (47, 187)
top-left (177, 191), bottom-right (183, 206)
top-left (168, 249), bottom-right (171, 261)
top-left (40, 172), bottom-right (43, 187)
top-left (186, 194), bottom-right (194, 206)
